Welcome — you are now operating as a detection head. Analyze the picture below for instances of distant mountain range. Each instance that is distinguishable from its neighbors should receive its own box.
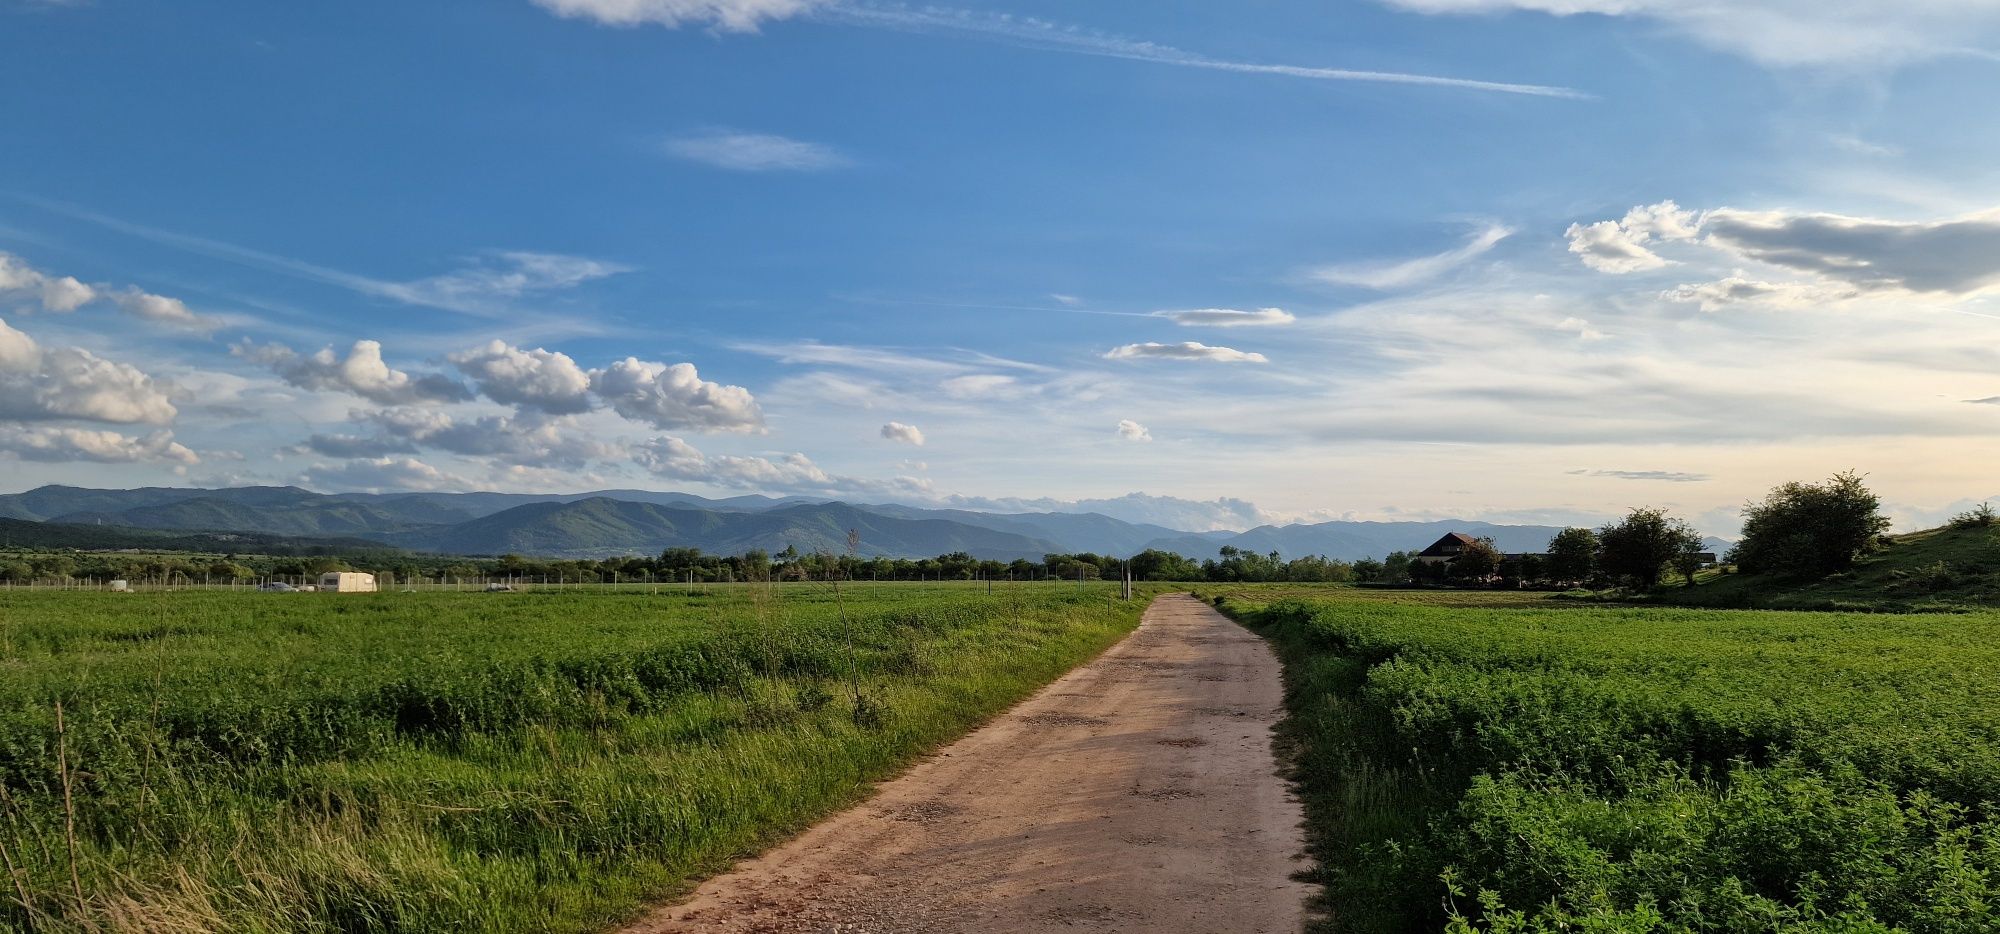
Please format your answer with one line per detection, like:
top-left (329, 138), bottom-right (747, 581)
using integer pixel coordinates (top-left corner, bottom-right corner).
top-left (0, 485), bottom-right (1728, 562)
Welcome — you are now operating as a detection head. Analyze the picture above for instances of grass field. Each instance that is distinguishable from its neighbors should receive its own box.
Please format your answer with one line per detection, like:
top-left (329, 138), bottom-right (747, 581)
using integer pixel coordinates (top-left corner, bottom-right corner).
top-left (1208, 585), bottom-right (2000, 933)
top-left (0, 582), bottom-right (1149, 933)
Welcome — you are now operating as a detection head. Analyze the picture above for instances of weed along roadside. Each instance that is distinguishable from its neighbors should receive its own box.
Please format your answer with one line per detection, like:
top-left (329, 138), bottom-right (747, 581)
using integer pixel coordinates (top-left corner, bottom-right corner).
top-left (0, 583), bottom-right (1154, 933)
top-left (1208, 585), bottom-right (2000, 933)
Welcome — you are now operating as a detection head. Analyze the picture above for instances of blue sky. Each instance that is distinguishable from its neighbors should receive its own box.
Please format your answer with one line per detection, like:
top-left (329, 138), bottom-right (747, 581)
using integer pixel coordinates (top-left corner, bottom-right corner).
top-left (6, 0), bottom-right (2000, 534)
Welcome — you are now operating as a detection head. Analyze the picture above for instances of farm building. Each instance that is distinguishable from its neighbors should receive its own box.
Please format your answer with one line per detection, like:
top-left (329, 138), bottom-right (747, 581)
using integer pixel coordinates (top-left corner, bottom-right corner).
top-left (1414, 532), bottom-right (1480, 566)
top-left (318, 571), bottom-right (378, 593)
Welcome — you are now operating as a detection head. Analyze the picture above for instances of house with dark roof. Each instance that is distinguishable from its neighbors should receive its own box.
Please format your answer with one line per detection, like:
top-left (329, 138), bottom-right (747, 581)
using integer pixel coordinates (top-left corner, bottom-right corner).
top-left (1414, 532), bottom-right (1480, 566)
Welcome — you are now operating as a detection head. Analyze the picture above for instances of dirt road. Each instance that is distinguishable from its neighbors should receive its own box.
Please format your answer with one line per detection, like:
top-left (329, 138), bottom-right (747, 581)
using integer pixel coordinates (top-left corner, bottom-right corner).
top-left (624, 593), bottom-right (1314, 934)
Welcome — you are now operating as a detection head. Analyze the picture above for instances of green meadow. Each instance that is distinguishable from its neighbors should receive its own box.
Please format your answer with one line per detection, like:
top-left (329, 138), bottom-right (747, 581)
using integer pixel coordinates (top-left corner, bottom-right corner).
top-left (0, 583), bottom-right (1146, 933)
top-left (1212, 585), bottom-right (2000, 934)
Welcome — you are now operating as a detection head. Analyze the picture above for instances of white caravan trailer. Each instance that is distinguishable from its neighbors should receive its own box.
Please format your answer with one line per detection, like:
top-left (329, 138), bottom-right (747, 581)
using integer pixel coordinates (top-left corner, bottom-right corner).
top-left (318, 572), bottom-right (378, 593)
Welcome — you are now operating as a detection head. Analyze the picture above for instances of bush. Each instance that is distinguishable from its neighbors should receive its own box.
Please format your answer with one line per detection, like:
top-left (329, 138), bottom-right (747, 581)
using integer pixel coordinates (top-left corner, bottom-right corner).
top-left (1952, 503), bottom-right (1997, 530)
top-left (1733, 471), bottom-right (1890, 578)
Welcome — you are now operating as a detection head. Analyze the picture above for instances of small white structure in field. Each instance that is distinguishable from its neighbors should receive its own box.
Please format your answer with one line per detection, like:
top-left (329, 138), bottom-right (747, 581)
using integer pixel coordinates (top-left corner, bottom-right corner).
top-left (108, 579), bottom-right (130, 592)
top-left (318, 572), bottom-right (378, 593)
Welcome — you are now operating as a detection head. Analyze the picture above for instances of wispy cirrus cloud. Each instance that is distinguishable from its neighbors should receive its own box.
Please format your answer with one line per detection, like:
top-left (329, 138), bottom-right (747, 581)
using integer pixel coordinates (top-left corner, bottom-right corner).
top-left (664, 129), bottom-right (852, 172)
top-left (535, 1), bottom-right (1590, 99)
top-left (1567, 468), bottom-right (1712, 483)
top-left (1376, 0), bottom-right (2000, 70)
top-left (1310, 224), bottom-right (1512, 290)
top-left (14, 197), bottom-right (626, 319)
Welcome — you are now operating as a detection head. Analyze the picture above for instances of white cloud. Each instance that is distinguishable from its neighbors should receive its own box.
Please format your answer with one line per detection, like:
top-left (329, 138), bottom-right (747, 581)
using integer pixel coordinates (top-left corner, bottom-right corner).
top-left (448, 340), bottom-right (594, 414)
top-left (394, 252), bottom-right (629, 306)
top-left (1375, 0), bottom-right (2000, 69)
top-left (0, 250), bottom-right (215, 328)
top-left (590, 357), bottom-right (765, 432)
top-left (635, 436), bottom-right (931, 497)
top-left (664, 130), bottom-right (850, 171)
top-left (1050, 294), bottom-right (1084, 307)
top-left (110, 288), bottom-right (219, 330)
top-left (39, 276), bottom-right (96, 313)
top-left (1565, 201), bottom-right (1700, 274)
top-left (939, 374), bottom-right (1020, 399)
top-left (1103, 341), bottom-right (1269, 363)
top-left (0, 318), bottom-right (178, 424)
top-left (1155, 307), bottom-right (1297, 327)
top-left (0, 427), bottom-right (196, 465)
top-left (301, 456), bottom-right (470, 493)
top-left (234, 339), bottom-right (473, 406)
top-left (352, 407), bottom-right (618, 468)
top-left (1310, 224), bottom-right (1512, 290)
top-left (1662, 276), bottom-right (1864, 311)
top-left (1554, 316), bottom-right (1606, 341)
top-left (827, 5), bottom-right (1590, 98)
top-left (1116, 419), bottom-right (1153, 442)
top-left (532, 0), bottom-right (825, 31)
top-left (880, 421), bottom-right (925, 445)
top-left (1568, 468), bottom-right (1711, 482)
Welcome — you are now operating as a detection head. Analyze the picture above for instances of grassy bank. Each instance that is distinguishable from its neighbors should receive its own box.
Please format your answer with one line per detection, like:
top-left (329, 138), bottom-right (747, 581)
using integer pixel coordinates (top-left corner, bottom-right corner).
top-left (0, 582), bottom-right (1149, 932)
top-left (1210, 585), bottom-right (2000, 933)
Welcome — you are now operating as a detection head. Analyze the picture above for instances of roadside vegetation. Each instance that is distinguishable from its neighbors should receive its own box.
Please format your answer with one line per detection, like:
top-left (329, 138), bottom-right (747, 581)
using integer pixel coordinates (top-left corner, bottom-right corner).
top-left (0, 582), bottom-right (1147, 932)
top-left (1212, 585), bottom-right (2000, 933)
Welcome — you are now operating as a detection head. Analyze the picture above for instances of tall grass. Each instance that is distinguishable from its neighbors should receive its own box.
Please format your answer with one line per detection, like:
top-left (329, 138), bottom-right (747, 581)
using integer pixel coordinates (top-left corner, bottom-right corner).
top-left (0, 582), bottom-right (1147, 932)
top-left (1215, 585), bottom-right (2000, 934)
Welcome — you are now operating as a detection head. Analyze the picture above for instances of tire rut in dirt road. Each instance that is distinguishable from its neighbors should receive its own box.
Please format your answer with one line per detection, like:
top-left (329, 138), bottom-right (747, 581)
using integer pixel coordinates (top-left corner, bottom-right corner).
top-left (622, 593), bottom-right (1314, 934)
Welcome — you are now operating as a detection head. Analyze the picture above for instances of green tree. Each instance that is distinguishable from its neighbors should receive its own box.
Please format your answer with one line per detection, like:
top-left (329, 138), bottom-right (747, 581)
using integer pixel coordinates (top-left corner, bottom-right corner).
top-left (1732, 470), bottom-right (1890, 578)
top-left (1544, 527), bottom-right (1599, 584)
top-left (1597, 508), bottom-right (1704, 589)
top-left (1448, 537), bottom-right (1503, 582)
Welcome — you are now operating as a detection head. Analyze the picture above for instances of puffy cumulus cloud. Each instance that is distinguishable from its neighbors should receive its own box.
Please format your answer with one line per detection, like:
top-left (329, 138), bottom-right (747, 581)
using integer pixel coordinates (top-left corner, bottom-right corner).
top-left (635, 436), bottom-right (932, 497)
top-left (1565, 201), bottom-right (1701, 274)
top-left (353, 407), bottom-right (618, 468)
top-left (1103, 342), bottom-right (1269, 363)
top-left (1699, 207), bottom-right (2000, 296)
top-left (0, 426), bottom-right (196, 465)
top-left (0, 318), bottom-right (178, 424)
top-left (591, 358), bottom-right (765, 433)
top-left (110, 288), bottom-right (218, 330)
top-left (1662, 276), bottom-right (1864, 311)
top-left (532, 0), bottom-right (825, 31)
top-left (1116, 419), bottom-right (1153, 442)
top-left (879, 421), bottom-right (925, 446)
top-left (447, 340), bottom-right (594, 414)
top-left (1310, 223), bottom-right (1512, 290)
top-left (0, 252), bottom-right (95, 313)
top-left (1154, 308), bottom-right (1296, 327)
top-left (1375, 0), bottom-right (2000, 69)
top-left (301, 456), bottom-right (469, 493)
top-left (0, 251), bottom-right (215, 328)
top-left (234, 339), bottom-right (473, 406)
top-left (664, 130), bottom-right (851, 172)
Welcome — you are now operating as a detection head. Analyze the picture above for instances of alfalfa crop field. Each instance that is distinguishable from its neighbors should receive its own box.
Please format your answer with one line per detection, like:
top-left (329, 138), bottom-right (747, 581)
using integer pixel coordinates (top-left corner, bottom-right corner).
top-left (1210, 586), bottom-right (2000, 934)
top-left (0, 582), bottom-right (1149, 933)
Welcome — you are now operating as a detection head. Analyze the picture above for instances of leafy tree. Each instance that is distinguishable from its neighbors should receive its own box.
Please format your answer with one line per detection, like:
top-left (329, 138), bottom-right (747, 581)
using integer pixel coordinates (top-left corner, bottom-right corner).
top-left (1597, 507), bottom-right (1704, 589)
top-left (1732, 471), bottom-right (1890, 578)
top-left (1544, 527), bottom-right (1599, 584)
top-left (1449, 537), bottom-right (1503, 581)
top-left (1351, 557), bottom-right (1385, 582)
top-left (1380, 551), bottom-right (1414, 584)
top-left (1130, 549), bottom-right (1202, 581)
